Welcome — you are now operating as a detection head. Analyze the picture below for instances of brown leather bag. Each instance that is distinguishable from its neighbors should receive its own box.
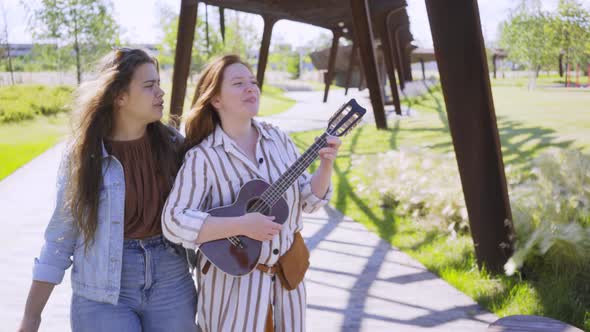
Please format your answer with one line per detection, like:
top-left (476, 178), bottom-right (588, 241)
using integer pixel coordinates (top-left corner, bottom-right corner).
top-left (275, 232), bottom-right (310, 291)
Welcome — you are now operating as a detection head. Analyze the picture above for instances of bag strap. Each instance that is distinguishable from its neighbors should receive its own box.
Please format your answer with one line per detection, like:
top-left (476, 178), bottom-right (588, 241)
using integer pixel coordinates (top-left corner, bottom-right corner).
top-left (202, 260), bottom-right (212, 275)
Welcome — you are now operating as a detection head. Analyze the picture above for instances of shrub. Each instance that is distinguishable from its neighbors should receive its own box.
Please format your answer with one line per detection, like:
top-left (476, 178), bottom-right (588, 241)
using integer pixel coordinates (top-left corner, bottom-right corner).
top-left (0, 85), bottom-right (73, 123)
top-left (352, 147), bottom-right (590, 274)
top-left (505, 149), bottom-right (590, 275)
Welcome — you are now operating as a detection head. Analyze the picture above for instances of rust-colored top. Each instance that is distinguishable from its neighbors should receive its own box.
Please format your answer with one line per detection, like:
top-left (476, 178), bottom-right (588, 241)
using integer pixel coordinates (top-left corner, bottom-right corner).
top-left (105, 134), bottom-right (170, 239)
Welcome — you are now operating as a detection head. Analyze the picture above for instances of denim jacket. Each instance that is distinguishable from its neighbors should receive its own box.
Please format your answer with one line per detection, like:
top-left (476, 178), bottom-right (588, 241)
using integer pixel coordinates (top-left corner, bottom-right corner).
top-left (32, 127), bottom-right (183, 305)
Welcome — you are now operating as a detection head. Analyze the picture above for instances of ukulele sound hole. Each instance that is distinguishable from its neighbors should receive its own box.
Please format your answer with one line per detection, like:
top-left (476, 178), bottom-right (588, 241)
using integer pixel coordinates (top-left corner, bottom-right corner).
top-left (246, 198), bottom-right (271, 215)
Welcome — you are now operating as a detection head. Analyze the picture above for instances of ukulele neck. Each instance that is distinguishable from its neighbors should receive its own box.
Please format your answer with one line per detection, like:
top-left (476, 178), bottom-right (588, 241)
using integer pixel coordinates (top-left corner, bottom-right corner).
top-left (258, 132), bottom-right (329, 208)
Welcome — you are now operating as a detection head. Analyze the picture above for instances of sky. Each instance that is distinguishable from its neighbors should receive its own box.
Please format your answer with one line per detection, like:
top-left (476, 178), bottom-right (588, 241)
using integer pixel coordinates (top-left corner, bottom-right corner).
top-left (1, 0), bottom-right (589, 48)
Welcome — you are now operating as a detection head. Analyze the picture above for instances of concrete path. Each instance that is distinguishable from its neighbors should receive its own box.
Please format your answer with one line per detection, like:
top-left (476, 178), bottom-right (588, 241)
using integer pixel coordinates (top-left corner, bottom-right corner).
top-left (303, 207), bottom-right (496, 331)
top-left (0, 85), bottom-right (496, 331)
top-left (259, 89), bottom-right (373, 133)
top-left (0, 142), bottom-right (72, 331)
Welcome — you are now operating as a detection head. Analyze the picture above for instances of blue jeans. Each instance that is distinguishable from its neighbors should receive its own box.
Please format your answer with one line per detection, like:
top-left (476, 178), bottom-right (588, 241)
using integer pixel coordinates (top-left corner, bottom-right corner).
top-left (70, 235), bottom-right (197, 331)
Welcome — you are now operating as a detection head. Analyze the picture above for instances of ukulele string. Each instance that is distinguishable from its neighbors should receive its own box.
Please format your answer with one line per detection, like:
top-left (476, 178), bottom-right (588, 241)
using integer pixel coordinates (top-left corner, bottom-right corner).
top-left (259, 131), bottom-right (332, 206)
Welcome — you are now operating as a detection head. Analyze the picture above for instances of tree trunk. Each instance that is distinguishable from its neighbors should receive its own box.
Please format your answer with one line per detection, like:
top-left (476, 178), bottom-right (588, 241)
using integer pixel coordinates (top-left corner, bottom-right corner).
top-left (7, 47), bottom-right (14, 85)
top-left (73, 7), bottom-right (81, 85)
top-left (205, 4), bottom-right (210, 54)
top-left (564, 52), bottom-right (570, 88)
top-left (528, 70), bottom-right (537, 90)
top-left (55, 42), bottom-right (61, 84)
top-left (2, 11), bottom-right (14, 85)
top-left (3, 41), bottom-right (14, 85)
top-left (565, 62), bottom-right (570, 87)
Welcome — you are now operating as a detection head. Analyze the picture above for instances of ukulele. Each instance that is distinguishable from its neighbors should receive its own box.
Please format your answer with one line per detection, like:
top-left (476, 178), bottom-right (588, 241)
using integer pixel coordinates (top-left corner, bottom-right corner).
top-left (198, 98), bottom-right (366, 276)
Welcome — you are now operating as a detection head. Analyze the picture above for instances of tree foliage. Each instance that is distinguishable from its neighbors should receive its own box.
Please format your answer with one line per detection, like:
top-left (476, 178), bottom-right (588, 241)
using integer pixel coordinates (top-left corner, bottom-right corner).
top-left (499, 0), bottom-right (590, 87)
top-left (552, 0), bottom-right (590, 67)
top-left (24, 0), bottom-right (120, 84)
top-left (499, 1), bottom-right (560, 73)
top-left (157, 4), bottom-right (259, 75)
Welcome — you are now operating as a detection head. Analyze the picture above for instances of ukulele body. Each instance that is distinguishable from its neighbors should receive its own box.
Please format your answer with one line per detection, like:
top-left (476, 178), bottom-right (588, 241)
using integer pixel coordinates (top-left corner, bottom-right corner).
top-left (199, 178), bottom-right (290, 276)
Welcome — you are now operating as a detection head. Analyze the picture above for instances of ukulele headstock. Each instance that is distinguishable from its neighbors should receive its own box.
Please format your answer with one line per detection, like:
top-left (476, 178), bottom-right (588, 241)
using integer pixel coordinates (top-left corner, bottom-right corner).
top-left (327, 99), bottom-right (366, 137)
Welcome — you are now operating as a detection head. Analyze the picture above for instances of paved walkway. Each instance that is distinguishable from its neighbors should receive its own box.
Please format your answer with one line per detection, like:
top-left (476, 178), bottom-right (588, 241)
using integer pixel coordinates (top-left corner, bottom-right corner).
top-left (303, 207), bottom-right (496, 331)
top-left (0, 142), bottom-right (72, 331)
top-left (0, 86), bottom-right (496, 331)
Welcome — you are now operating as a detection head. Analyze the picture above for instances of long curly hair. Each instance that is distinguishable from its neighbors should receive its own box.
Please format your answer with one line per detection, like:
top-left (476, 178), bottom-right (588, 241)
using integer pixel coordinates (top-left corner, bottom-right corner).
top-left (66, 48), bottom-right (179, 248)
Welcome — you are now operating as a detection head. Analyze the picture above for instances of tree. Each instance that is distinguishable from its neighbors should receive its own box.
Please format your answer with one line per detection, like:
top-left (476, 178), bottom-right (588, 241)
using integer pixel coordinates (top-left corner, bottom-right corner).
top-left (286, 51), bottom-right (300, 79)
top-left (157, 3), bottom-right (224, 74)
top-left (268, 43), bottom-right (300, 79)
top-left (24, 0), bottom-right (119, 84)
top-left (157, 4), bottom-right (180, 69)
top-left (499, 1), bottom-right (562, 88)
top-left (23, 44), bottom-right (75, 71)
top-left (157, 4), bottom-right (259, 75)
top-left (221, 10), bottom-right (259, 65)
top-left (0, 0), bottom-right (15, 85)
top-left (551, 0), bottom-right (590, 85)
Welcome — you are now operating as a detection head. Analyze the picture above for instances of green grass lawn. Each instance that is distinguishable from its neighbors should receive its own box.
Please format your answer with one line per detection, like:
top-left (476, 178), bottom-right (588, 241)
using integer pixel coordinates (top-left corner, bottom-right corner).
top-left (490, 73), bottom-right (587, 88)
top-left (0, 113), bottom-right (70, 180)
top-left (0, 84), bottom-right (73, 181)
top-left (290, 79), bottom-right (590, 329)
top-left (258, 85), bottom-right (296, 117)
top-left (404, 80), bottom-right (590, 163)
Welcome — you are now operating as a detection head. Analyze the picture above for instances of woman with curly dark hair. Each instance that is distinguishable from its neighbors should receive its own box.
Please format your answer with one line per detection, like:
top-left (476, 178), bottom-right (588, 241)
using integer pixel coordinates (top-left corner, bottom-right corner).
top-left (19, 48), bottom-right (197, 332)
